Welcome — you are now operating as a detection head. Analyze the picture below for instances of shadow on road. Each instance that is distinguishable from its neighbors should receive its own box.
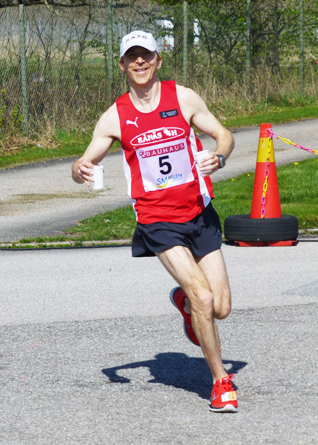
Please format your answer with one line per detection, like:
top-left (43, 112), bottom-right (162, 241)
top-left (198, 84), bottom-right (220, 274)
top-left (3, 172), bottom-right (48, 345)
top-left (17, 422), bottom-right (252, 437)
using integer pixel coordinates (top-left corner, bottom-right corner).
top-left (102, 352), bottom-right (247, 400)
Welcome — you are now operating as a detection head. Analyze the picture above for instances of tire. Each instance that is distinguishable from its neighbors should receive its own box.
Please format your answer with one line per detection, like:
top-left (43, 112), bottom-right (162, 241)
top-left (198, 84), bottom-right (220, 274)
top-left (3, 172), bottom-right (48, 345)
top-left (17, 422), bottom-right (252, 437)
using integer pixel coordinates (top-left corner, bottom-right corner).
top-left (224, 214), bottom-right (298, 242)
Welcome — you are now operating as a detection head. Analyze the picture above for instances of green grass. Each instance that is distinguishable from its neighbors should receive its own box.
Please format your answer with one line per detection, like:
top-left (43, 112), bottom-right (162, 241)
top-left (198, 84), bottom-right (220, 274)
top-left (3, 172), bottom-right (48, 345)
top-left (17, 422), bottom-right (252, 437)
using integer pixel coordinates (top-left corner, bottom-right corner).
top-left (12, 157), bottom-right (318, 247)
top-left (221, 104), bottom-right (318, 130)
top-left (0, 129), bottom-right (121, 169)
top-left (18, 205), bottom-right (137, 245)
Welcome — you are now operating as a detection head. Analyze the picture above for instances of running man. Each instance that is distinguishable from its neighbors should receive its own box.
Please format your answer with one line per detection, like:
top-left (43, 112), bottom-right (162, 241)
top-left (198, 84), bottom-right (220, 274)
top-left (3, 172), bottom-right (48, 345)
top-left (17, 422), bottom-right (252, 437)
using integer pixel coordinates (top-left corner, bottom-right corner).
top-left (72, 30), bottom-right (237, 413)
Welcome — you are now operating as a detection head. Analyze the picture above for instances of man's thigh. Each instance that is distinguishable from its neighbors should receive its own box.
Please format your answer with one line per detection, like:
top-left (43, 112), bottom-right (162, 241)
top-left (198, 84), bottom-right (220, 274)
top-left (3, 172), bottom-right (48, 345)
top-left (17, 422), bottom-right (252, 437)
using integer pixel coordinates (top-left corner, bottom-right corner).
top-left (155, 245), bottom-right (209, 294)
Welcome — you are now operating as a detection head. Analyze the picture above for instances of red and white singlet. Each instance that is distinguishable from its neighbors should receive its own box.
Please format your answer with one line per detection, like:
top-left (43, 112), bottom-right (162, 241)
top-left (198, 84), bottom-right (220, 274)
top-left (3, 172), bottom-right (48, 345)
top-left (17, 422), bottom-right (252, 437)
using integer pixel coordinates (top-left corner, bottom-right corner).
top-left (116, 80), bottom-right (214, 224)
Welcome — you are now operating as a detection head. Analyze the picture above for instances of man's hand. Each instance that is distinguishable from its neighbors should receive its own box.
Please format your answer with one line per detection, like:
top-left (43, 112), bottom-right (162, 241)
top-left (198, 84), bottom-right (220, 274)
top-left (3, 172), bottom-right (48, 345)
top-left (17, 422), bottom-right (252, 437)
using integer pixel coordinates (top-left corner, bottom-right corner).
top-left (73, 159), bottom-right (95, 187)
top-left (196, 152), bottom-right (220, 177)
top-left (71, 103), bottom-right (121, 186)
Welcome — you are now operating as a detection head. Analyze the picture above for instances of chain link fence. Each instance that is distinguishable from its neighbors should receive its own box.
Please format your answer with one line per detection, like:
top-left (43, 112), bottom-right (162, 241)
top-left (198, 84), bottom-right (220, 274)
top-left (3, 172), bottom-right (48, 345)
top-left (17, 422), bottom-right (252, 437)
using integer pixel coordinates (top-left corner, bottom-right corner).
top-left (0, 0), bottom-right (317, 141)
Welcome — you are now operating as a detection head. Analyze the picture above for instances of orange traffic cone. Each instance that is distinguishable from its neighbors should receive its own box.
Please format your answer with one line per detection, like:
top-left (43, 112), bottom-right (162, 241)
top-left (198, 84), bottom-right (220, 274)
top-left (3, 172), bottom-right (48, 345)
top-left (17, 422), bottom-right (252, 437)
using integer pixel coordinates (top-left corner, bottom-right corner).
top-left (250, 123), bottom-right (282, 219)
top-left (223, 123), bottom-right (298, 246)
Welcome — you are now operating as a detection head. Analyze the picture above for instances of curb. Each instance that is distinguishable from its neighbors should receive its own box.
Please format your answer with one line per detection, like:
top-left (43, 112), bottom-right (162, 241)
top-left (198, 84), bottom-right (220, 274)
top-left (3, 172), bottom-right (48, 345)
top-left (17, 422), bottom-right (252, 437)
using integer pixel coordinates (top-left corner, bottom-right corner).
top-left (1, 236), bottom-right (317, 251)
top-left (0, 239), bottom-right (132, 250)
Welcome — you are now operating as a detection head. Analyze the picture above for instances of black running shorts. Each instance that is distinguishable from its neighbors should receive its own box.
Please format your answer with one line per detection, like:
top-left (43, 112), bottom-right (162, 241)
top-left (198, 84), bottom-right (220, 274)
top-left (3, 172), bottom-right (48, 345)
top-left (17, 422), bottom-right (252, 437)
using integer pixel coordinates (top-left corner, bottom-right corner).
top-left (132, 202), bottom-right (222, 257)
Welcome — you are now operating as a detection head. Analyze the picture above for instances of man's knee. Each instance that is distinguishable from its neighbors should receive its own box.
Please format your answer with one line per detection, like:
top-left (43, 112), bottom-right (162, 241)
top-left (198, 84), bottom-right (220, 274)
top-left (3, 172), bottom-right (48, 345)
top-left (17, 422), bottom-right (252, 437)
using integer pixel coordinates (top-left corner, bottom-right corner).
top-left (213, 288), bottom-right (231, 320)
top-left (190, 289), bottom-right (214, 318)
top-left (189, 287), bottom-right (232, 320)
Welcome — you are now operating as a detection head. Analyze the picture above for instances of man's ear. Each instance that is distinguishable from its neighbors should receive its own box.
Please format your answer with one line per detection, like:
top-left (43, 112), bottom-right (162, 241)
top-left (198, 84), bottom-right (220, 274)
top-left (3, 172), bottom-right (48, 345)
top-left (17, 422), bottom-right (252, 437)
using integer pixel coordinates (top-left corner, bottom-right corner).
top-left (119, 58), bottom-right (126, 73)
top-left (157, 55), bottom-right (163, 70)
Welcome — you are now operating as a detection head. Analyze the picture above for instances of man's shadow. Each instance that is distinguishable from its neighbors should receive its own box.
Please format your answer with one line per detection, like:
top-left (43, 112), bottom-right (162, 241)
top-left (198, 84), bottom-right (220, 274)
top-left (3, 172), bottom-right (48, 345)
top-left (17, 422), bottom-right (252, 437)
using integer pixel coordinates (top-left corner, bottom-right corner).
top-left (102, 352), bottom-right (247, 400)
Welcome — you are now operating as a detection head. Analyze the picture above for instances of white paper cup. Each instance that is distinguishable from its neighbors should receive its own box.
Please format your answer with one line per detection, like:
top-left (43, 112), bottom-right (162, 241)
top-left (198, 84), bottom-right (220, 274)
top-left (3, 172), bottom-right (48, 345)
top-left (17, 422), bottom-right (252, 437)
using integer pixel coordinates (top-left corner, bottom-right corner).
top-left (194, 150), bottom-right (210, 176)
top-left (194, 150), bottom-right (209, 166)
top-left (91, 163), bottom-right (104, 190)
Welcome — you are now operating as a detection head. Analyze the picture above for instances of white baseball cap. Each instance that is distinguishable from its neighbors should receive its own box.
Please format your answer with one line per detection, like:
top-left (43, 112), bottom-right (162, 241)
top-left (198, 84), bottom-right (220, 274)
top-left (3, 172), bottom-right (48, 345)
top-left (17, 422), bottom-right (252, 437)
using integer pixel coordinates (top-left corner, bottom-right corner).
top-left (120, 30), bottom-right (159, 58)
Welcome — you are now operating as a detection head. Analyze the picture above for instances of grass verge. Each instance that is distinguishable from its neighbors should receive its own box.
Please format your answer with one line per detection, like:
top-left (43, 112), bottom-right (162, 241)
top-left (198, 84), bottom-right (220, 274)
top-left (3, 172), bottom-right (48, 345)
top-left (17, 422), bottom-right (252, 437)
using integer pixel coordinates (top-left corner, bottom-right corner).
top-left (222, 104), bottom-right (318, 130)
top-left (3, 157), bottom-right (317, 249)
top-left (0, 130), bottom-right (122, 170)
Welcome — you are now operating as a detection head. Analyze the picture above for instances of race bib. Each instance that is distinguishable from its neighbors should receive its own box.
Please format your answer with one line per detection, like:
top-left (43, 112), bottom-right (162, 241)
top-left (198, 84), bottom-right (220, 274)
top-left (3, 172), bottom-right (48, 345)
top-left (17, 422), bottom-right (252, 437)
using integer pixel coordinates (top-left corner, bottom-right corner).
top-left (136, 138), bottom-right (194, 191)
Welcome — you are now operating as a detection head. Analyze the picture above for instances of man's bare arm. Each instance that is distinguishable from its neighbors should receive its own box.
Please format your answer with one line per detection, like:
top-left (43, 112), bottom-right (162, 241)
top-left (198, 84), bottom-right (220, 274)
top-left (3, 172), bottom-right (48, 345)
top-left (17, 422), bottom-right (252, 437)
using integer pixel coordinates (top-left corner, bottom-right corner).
top-left (177, 85), bottom-right (235, 176)
top-left (72, 103), bottom-right (121, 186)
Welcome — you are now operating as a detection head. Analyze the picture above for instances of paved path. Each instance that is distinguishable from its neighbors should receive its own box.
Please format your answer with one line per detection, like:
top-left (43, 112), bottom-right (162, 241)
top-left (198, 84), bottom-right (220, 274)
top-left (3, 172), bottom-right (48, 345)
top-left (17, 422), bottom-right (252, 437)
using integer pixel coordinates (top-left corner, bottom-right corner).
top-left (0, 119), bottom-right (317, 242)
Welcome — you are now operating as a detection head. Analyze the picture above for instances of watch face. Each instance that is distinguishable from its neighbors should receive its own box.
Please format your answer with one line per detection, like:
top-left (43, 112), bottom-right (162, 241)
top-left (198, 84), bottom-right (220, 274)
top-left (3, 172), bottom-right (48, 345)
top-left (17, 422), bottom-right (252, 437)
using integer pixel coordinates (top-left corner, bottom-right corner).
top-left (217, 155), bottom-right (225, 168)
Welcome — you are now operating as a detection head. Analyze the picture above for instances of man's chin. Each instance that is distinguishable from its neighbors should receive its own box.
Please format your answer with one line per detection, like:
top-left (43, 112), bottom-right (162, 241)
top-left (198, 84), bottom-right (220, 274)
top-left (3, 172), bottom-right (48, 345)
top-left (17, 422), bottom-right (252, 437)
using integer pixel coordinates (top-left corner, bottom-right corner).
top-left (131, 77), bottom-right (152, 87)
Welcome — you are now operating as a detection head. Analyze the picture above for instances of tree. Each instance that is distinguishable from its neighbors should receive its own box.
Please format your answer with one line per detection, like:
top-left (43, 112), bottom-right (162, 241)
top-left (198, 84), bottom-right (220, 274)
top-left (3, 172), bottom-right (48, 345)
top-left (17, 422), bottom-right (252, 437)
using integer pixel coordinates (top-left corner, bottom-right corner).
top-left (153, 0), bottom-right (200, 67)
top-left (250, 0), bottom-right (318, 75)
top-left (189, 0), bottom-right (246, 73)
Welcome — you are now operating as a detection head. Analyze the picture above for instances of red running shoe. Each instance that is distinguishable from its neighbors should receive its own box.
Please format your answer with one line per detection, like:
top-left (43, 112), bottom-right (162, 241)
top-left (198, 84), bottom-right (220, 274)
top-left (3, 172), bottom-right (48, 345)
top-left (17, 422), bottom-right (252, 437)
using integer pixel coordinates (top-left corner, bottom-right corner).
top-left (170, 287), bottom-right (200, 346)
top-left (209, 374), bottom-right (238, 413)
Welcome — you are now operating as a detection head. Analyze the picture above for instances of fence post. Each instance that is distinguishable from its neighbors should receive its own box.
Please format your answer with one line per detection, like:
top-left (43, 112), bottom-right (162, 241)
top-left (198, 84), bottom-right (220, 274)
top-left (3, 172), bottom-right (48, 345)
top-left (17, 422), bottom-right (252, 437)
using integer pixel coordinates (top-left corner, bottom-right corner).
top-left (246, 0), bottom-right (251, 95)
top-left (19, 1), bottom-right (29, 135)
top-left (107, 1), bottom-right (114, 102)
top-left (6, 7), bottom-right (11, 43)
top-left (183, 1), bottom-right (188, 86)
top-left (299, 0), bottom-right (304, 93)
top-left (57, 7), bottom-right (61, 48)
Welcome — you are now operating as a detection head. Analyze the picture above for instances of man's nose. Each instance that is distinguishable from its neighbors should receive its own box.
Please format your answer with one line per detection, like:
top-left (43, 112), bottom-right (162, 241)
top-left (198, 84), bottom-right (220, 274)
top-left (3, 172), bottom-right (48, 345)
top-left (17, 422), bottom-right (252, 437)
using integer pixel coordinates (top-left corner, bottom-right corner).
top-left (136, 56), bottom-right (145, 63)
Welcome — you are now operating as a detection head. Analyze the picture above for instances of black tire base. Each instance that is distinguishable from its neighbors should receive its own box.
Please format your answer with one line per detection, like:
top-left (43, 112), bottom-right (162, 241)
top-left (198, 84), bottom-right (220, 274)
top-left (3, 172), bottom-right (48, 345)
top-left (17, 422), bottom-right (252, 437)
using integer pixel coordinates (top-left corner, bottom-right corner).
top-left (224, 214), bottom-right (298, 242)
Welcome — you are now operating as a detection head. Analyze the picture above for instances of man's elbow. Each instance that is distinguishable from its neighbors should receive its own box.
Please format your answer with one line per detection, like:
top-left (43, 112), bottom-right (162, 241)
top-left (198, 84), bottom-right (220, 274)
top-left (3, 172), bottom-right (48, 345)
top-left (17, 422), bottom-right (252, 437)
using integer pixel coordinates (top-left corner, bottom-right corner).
top-left (229, 132), bottom-right (235, 151)
top-left (221, 128), bottom-right (235, 152)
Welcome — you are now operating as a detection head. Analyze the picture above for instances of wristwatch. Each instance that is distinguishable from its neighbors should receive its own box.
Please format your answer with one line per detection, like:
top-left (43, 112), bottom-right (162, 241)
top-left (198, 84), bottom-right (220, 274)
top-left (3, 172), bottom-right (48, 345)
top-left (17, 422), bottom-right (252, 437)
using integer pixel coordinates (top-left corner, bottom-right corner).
top-left (216, 154), bottom-right (226, 169)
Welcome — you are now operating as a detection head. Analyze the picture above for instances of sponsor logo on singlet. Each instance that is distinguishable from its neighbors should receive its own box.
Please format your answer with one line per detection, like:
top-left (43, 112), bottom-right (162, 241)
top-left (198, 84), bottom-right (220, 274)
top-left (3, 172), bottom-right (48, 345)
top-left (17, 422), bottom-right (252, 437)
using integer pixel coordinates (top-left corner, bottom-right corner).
top-left (126, 117), bottom-right (138, 127)
top-left (138, 142), bottom-right (185, 159)
top-left (130, 127), bottom-right (185, 146)
top-left (156, 173), bottom-right (183, 188)
top-left (160, 109), bottom-right (178, 119)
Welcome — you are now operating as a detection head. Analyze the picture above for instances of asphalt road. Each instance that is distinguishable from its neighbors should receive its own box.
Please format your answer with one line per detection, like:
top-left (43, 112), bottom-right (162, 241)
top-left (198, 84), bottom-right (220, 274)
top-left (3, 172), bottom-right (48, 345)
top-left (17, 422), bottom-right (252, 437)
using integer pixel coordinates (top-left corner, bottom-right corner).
top-left (0, 120), bottom-right (317, 444)
top-left (1, 243), bottom-right (318, 444)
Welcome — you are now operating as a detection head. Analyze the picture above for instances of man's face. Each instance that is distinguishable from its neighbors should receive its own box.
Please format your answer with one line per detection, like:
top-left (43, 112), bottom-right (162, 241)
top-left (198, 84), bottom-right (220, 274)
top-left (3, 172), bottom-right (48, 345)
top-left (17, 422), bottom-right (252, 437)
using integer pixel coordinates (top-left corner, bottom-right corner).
top-left (119, 46), bottom-right (162, 87)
